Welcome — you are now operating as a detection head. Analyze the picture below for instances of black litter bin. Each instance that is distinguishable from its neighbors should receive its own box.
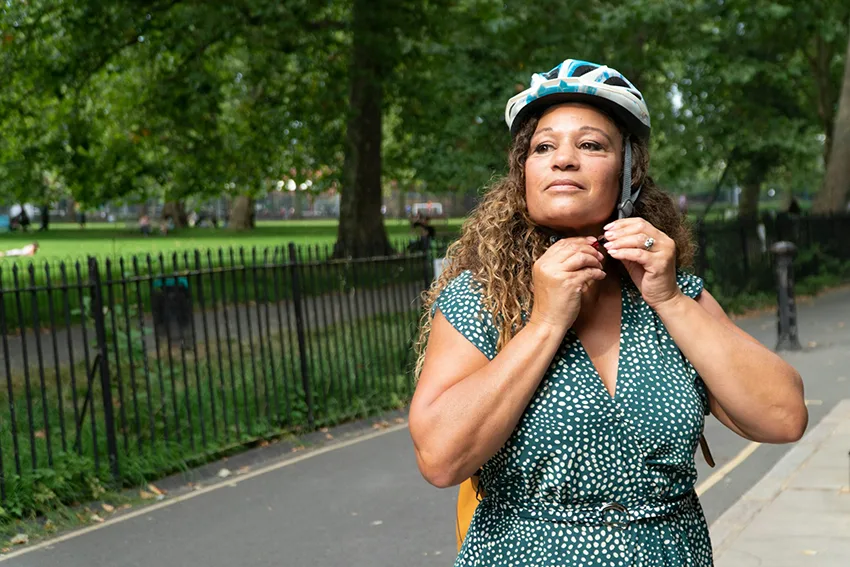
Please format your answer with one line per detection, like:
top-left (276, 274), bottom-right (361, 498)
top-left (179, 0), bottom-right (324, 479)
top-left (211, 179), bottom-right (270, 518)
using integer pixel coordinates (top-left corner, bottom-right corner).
top-left (151, 276), bottom-right (192, 346)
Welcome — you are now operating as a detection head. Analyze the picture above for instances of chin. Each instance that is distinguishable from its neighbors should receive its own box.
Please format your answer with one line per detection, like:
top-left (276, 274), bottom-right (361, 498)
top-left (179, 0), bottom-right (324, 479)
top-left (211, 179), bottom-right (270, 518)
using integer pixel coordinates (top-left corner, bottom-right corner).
top-left (533, 211), bottom-right (608, 234)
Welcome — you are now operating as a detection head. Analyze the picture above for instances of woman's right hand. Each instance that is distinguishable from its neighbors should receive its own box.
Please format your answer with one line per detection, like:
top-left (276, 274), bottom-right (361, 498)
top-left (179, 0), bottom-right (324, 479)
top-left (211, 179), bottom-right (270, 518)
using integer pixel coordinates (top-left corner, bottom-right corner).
top-left (529, 236), bottom-right (606, 332)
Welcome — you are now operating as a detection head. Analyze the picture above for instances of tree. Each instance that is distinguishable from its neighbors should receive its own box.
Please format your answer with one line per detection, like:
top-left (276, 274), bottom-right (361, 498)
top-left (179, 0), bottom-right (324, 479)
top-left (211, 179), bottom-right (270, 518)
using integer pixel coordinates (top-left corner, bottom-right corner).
top-left (814, 24), bottom-right (850, 213)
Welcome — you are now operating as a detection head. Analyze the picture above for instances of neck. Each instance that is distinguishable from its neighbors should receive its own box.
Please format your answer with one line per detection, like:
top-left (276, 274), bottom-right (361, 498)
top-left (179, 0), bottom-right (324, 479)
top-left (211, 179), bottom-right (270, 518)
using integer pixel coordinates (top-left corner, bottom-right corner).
top-left (538, 224), bottom-right (607, 243)
top-left (573, 267), bottom-right (620, 329)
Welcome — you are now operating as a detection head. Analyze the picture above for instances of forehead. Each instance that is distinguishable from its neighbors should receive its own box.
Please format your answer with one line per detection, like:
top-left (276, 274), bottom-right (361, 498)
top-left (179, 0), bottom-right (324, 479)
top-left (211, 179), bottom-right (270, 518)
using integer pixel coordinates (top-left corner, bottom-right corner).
top-left (534, 103), bottom-right (619, 136)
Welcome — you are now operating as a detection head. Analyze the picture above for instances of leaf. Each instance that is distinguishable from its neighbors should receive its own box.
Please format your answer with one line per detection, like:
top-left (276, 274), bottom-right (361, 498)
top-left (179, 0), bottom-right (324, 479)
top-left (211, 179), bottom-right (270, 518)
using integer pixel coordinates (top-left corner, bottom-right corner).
top-left (147, 484), bottom-right (164, 495)
top-left (9, 534), bottom-right (28, 545)
top-left (139, 490), bottom-right (155, 500)
top-left (101, 503), bottom-right (115, 513)
top-left (217, 468), bottom-right (232, 478)
top-left (90, 514), bottom-right (104, 523)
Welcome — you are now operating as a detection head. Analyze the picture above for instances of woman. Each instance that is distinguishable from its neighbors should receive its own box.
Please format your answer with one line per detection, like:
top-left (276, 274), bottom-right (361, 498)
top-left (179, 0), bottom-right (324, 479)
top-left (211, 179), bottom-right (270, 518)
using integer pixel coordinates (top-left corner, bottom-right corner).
top-left (408, 59), bottom-right (807, 566)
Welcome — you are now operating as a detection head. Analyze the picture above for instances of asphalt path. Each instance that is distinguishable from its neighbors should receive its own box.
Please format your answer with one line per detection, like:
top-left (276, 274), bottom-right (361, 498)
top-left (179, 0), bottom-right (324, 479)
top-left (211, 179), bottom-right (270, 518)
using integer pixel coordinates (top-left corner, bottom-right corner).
top-left (5, 286), bottom-right (849, 567)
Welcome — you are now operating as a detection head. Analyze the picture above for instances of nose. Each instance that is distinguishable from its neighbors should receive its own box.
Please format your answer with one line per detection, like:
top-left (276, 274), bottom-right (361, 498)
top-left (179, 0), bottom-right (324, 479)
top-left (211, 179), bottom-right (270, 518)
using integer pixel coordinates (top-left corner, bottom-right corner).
top-left (551, 143), bottom-right (578, 171)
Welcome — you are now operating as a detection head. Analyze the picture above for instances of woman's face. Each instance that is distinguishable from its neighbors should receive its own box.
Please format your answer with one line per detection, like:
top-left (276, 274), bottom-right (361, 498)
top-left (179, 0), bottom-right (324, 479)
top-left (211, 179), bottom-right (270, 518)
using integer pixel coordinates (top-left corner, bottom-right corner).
top-left (524, 103), bottom-right (623, 235)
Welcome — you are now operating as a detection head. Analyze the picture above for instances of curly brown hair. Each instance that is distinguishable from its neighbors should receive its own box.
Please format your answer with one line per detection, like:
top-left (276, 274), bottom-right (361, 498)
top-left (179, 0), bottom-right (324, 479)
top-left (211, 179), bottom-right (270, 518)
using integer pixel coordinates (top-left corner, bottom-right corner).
top-left (413, 110), bottom-right (694, 379)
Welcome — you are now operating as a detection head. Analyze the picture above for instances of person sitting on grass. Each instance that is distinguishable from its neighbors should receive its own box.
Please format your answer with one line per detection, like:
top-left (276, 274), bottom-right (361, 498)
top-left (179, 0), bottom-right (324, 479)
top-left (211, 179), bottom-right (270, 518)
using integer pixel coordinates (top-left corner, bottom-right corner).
top-left (0, 242), bottom-right (39, 258)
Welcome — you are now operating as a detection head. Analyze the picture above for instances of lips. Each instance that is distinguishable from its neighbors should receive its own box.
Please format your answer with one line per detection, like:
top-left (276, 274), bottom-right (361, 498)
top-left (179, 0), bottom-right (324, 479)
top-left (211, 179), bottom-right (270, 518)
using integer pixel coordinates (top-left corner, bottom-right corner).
top-left (545, 179), bottom-right (585, 191)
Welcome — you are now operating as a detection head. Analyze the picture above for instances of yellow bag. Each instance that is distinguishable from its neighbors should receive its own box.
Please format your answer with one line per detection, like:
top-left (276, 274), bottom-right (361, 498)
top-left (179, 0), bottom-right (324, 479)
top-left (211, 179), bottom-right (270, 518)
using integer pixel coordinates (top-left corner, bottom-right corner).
top-left (455, 475), bottom-right (485, 551)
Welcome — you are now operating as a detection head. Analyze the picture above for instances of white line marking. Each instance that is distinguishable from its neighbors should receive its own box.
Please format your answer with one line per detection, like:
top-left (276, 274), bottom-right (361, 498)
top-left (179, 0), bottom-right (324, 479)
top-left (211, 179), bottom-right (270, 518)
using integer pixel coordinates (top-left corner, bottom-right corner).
top-left (695, 441), bottom-right (761, 496)
top-left (0, 423), bottom-right (410, 562)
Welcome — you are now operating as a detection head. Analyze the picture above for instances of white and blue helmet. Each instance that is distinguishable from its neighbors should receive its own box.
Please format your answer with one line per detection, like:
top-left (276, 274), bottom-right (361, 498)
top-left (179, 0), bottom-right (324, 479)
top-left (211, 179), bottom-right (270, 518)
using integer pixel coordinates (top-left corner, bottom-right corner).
top-left (506, 59), bottom-right (651, 218)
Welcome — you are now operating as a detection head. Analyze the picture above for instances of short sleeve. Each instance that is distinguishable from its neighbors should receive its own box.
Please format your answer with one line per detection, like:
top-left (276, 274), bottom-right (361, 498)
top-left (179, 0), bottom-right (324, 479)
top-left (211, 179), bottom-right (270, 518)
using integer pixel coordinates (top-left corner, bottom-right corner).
top-left (431, 270), bottom-right (499, 360)
top-left (676, 270), bottom-right (705, 300)
top-left (676, 270), bottom-right (710, 415)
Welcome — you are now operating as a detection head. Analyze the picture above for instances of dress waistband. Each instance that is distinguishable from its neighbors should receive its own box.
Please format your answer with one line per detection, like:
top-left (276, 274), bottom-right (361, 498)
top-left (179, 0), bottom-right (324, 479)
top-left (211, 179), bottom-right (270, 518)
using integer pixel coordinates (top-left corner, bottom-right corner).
top-left (486, 490), bottom-right (696, 529)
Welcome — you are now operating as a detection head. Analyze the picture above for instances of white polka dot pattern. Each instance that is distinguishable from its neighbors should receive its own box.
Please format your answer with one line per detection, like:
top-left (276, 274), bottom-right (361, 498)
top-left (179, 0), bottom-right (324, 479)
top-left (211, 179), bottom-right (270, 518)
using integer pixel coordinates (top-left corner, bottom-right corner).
top-left (435, 270), bottom-right (714, 566)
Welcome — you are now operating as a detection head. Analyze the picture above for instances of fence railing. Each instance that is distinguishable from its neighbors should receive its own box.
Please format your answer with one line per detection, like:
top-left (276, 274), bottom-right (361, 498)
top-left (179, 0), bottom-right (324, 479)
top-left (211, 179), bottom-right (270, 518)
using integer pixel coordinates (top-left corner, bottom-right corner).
top-left (0, 214), bottom-right (847, 505)
top-left (0, 239), bottom-right (439, 501)
top-left (694, 212), bottom-right (850, 300)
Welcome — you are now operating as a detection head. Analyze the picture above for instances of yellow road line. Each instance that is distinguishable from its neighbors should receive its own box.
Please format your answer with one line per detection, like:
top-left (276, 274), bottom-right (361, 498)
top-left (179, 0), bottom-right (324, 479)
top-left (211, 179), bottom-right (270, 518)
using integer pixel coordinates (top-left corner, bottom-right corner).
top-left (695, 441), bottom-right (761, 496)
top-left (0, 423), bottom-right (410, 562)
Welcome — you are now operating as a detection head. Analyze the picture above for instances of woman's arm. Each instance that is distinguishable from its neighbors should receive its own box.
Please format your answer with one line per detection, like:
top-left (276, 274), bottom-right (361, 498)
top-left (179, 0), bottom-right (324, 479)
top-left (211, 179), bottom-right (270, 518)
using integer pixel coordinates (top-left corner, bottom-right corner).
top-left (654, 289), bottom-right (807, 443)
top-left (409, 312), bottom-right (566, 488)
top-left (410, 237), bottom-right (606, 488)
top-left (602, 217), bottom-right (807, 444)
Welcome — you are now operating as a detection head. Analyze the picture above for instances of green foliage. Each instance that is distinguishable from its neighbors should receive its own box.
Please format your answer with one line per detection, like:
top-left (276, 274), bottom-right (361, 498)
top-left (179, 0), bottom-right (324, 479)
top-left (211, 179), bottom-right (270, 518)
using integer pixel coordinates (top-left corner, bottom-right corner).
top-left (0, 1), bottom-right (847, 214)
top-left (0, 453), bottom-right (108, 522)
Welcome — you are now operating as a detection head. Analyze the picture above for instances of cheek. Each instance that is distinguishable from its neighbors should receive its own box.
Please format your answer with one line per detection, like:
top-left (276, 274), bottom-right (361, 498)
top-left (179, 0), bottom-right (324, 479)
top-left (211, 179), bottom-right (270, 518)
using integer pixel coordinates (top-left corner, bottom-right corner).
top-left (524, 162), bottom-right (544, 212)
top-left (524, 158), bottom-right (544, 188)
top-left (592, 163), bottom-right (622, 202)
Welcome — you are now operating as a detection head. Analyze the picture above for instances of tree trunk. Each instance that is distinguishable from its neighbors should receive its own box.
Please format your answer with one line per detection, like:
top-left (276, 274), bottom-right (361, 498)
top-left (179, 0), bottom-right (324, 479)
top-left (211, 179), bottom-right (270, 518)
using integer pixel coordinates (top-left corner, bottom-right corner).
top-left (293, 192), bottom-right (304, 219)
top-left (738, 180), bottom-right (761, 222)
top-left (161, 200), bottom-right (188, 228)
top-left (397, 188), bottom-right (406, 219)
top-left (813, 28), bottom-right (850, 214)
top-left (228, 195), bottom-right (255, 230)
top-left (334, 0), bottom-right (392, 258)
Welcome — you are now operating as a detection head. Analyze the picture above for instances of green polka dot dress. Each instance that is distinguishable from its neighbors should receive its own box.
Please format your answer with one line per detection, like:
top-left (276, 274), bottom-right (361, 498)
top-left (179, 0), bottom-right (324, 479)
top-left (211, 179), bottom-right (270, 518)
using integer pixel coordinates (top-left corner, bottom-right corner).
top-left (434, 270), bottom-right (714, 566)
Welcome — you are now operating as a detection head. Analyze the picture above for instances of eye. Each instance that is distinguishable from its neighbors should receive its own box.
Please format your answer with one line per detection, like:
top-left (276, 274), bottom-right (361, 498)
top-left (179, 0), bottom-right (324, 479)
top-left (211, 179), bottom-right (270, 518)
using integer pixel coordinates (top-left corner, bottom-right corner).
top-left (533, 142), bottom-right (554, 154)
top-left (580, 141), bottom-right (604, 151)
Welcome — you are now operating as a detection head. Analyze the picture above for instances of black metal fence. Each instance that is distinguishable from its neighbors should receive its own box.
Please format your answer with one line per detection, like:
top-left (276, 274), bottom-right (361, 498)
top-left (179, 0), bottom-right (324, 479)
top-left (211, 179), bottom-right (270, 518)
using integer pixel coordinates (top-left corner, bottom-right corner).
top-left (0, 214), bottom-right (848, 505)
top-left (694, 212), bottom-right (850, 299)
top-left (0, 240), bottom-right (441, 501)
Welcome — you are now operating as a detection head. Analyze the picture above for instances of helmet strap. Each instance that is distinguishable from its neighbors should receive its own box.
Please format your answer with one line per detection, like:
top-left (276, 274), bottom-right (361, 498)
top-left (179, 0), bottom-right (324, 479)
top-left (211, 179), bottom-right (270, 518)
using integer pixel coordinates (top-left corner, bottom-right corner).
top-left (618, 136), bottom-right (642, 219)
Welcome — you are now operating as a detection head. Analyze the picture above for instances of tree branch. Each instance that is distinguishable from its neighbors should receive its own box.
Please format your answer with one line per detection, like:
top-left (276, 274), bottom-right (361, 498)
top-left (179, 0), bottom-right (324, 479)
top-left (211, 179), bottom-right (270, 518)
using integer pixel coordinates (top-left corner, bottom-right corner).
top-left (73, 36), bottom-right (141, 95)
top-left (700, 152), bottom-right (735, 222)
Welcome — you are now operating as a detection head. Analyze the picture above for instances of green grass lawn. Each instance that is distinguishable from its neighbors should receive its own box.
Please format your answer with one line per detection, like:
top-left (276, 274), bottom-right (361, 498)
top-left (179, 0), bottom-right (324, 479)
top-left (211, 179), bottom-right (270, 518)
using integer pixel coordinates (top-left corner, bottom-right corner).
top-left (0, 219), bottom-right (465, 263)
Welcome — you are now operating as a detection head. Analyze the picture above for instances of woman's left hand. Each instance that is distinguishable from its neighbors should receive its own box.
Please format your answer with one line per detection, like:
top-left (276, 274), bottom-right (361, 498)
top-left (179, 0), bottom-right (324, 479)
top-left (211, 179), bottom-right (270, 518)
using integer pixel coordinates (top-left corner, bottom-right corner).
top-left (602, 218), bottom-right (683, 310)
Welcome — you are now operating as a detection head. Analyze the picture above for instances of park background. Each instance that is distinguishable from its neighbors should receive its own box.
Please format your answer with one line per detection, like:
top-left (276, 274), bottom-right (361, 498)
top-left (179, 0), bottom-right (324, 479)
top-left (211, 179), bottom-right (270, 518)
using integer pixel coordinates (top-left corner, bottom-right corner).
top-left (0, 0), bottom-right (849, 548)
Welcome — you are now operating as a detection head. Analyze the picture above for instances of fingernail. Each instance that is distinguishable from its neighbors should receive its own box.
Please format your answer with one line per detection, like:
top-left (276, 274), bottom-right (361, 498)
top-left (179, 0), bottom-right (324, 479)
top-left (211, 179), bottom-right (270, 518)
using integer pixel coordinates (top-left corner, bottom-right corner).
top-left (604, 231), bottom-right (615, 240)
top-left (603, 241), bottom-right (612, 248)
top-left (608, 249), bottom-right (620, 255)
top-left (604, 222), bottom-right (614, 230)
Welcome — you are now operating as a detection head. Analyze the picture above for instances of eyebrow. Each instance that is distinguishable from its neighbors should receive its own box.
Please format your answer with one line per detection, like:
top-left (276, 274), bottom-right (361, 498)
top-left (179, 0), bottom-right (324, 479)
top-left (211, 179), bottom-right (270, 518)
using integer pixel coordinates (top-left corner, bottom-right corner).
top-left (531, 125), bottom-right (616, 146)
top-left (578, 126), bottom-right (615, 146)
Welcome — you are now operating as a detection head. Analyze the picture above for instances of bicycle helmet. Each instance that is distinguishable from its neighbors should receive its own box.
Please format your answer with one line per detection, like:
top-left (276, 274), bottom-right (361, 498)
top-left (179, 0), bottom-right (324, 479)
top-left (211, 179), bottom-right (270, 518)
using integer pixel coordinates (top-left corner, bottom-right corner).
top-left (505, 59), bottom-right (651, 219)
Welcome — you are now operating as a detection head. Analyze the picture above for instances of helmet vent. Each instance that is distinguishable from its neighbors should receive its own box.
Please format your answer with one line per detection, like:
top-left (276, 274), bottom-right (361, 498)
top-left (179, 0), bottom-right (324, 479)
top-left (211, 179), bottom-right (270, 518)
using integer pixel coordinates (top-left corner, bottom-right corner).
top-left (543, 66), bottom-right (561, 80)
top-left (604, 77), bottom-right (630, 88)
top-left (572, 65), bottom-right (596, 77)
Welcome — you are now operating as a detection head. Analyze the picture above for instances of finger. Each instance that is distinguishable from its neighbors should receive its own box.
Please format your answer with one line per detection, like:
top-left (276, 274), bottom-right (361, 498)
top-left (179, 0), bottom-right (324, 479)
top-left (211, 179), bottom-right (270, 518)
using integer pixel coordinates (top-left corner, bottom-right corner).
top-left (604, 219), bottom-right (663, 241)
top-left (548, 241), bottom-right (604, 263)
top-left (562, 251), bottom-right (604, 272)
top-left (604, 217), bottom-right (652, 233)
top-left (606, 247), bottom-right (653, 265)
top-left (549, 236), bottom-right (599, 253)
top-left (603, 234), bottom-right (667, 253)
top-left (579, 268), bottom-right (607, 292)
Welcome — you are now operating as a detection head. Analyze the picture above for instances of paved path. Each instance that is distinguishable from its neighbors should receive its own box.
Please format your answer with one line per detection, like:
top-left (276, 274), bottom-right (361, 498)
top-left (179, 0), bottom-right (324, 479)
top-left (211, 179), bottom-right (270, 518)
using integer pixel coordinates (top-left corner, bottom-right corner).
top-left (712, 399), bottom-right (850, 566)
top-left (1, 285), bottom-right (848, 566)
